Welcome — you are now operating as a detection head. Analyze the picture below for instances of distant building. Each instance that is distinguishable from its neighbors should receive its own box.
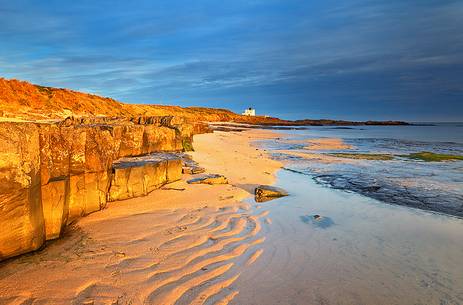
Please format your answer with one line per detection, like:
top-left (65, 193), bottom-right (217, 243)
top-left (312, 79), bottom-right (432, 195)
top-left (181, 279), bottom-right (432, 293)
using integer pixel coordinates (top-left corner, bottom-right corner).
top-left (242, 107), bottom-right (256, 116)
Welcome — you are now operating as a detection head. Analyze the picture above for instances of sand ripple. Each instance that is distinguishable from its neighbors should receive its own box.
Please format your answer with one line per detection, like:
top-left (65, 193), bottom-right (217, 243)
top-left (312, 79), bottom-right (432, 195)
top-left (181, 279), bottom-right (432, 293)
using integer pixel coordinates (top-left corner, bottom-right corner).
top-left (0, 203), bottom-right (268, 305)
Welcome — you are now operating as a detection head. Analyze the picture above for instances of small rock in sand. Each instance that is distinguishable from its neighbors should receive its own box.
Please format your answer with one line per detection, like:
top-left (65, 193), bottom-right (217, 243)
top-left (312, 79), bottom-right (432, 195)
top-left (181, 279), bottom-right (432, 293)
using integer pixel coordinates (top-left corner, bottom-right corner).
top-left (187, 174), bottom-right (228, 185)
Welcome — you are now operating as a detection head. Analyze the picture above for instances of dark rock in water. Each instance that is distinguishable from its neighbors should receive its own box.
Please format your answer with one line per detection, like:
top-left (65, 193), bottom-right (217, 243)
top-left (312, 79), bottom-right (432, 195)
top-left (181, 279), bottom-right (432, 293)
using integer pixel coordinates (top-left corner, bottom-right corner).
top-left (187, 174), bottom-right (228, 185)
top-left (300, 215), bottom-right (334, 229)
top-left (362, 185), bottom-right (381, 192)
top-left (255, 185), bottom-right (288, 202)
top-left (313, 173), bottom-right (463, 218)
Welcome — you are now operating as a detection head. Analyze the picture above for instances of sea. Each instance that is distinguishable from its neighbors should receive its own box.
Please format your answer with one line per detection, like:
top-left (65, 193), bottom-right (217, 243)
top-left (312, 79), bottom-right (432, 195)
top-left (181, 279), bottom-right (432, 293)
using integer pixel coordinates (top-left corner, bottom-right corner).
top-left (231, 123), bottom-right (463, 305)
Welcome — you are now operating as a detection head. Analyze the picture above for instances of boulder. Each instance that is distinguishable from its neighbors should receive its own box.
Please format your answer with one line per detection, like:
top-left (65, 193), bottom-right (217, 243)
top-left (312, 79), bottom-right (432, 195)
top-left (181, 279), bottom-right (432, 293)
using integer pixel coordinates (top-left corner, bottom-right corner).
top-left (0, 122), bottom-right (45, 260)
top-left (255, 185), bottom-right (288, 202)
top-left (187, 174), bottom-right (228, 185)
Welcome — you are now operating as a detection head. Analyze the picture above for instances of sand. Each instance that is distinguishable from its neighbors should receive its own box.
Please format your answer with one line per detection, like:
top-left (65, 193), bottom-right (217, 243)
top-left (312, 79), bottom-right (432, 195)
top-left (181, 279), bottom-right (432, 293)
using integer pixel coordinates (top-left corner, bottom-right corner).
top-left (304, 138), bottom-right (352, 150)
top-left (0, 130), bottom-right (281, 305)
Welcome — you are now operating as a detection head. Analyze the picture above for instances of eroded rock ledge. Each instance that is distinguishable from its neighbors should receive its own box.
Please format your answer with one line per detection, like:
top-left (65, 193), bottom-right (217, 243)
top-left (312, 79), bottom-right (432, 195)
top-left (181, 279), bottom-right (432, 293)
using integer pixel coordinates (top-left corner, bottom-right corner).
top-left (0, 116), bottom-right (211, 261)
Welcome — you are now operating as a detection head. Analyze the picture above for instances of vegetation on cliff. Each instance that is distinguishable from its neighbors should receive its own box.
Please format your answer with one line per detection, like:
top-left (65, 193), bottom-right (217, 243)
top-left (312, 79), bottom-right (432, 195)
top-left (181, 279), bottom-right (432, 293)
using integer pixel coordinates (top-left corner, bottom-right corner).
top-left (0, 77), bottom-right (408, 126)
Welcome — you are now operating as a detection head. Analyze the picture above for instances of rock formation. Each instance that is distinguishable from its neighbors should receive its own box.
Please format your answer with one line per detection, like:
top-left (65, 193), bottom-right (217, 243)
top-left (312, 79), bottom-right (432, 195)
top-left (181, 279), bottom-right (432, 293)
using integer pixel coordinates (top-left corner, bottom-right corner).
top-left (0, 116), bottom-right (210, 261)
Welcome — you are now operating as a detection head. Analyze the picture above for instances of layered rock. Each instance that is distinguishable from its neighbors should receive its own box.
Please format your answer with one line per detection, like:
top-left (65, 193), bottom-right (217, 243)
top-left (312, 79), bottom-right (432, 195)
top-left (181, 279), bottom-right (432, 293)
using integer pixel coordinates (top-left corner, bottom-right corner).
top-left (0, 116), bottom-right (207, 261)
top-left (108, 154), bottom-right (182, 201)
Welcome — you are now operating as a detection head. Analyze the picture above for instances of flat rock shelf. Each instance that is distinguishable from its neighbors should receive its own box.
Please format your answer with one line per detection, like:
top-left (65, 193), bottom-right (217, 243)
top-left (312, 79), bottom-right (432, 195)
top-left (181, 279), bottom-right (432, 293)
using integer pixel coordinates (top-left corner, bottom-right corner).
top-left (108, 153), bottom-right (183, 202)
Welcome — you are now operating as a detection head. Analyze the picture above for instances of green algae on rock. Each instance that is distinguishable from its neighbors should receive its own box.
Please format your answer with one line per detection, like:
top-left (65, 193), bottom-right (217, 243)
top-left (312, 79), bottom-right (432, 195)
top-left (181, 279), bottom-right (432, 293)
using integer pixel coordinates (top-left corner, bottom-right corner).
top-left (400, 151), bottom-right (463, 162)
top-left (328, 153), bottom-right (394, 160)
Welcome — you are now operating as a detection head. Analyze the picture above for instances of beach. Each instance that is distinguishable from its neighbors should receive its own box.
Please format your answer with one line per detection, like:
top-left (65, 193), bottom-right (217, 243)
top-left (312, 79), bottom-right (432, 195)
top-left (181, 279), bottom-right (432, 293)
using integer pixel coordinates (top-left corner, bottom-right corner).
top-left (0, 130), bottom-right (281, 305)
top-left (1, 127), bottom-right (463, 305)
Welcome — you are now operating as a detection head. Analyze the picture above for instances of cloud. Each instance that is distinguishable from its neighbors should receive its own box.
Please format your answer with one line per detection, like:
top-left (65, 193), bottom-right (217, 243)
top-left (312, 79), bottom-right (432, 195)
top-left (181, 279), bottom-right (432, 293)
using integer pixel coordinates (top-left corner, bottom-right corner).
top-left (0, 0), bottom-right (461, 120)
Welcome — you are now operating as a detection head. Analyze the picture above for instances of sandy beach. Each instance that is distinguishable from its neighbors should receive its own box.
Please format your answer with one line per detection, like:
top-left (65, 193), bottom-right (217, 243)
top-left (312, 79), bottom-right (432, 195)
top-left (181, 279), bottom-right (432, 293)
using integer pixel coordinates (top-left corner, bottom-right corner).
top-left (2, 128), bottom-right (463, 305)
top-left (0, 130), bottom-right (281, 305)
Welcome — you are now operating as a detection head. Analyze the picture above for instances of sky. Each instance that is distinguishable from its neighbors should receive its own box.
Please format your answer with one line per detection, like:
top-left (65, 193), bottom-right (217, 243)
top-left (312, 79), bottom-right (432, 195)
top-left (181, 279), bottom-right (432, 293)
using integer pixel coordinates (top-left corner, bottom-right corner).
top-left (0, 0), bottom-right (462, 121)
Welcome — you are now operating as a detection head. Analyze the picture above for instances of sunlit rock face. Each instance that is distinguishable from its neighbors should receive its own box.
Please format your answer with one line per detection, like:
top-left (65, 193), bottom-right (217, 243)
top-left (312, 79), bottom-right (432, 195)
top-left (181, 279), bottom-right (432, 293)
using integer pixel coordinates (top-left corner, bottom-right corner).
top-left (0, 122), bottom-right (45, 260)
top-left (108, 154), bottom-right (182, 202)
top-left (0, 116), bottom-right (207, 261)
top-left (38, 124), bottom-right (72, 239)
top-left (41, 178), bottom-right (68, 240)
top-left (142, 125), bottom-right (182, 153)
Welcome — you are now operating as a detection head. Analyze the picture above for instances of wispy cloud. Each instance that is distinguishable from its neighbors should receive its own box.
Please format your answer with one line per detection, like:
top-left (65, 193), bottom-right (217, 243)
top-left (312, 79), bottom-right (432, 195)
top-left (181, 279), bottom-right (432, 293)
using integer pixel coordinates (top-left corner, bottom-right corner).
top-left (0, 0), bottom-right (461, 120)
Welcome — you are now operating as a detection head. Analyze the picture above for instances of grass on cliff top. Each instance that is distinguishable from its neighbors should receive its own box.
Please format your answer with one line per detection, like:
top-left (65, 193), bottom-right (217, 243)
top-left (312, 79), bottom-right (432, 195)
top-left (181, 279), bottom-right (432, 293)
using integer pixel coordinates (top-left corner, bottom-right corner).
top-left (400, 151), bottom-right (463, 162)
top-left (328, 153), bottom-right (394, 160)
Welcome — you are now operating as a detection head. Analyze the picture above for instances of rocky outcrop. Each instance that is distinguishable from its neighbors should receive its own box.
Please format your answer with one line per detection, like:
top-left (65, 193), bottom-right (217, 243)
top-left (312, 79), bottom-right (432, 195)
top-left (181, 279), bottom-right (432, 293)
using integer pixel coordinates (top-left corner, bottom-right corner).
top-left (0, 116), bottom-right (208, 261)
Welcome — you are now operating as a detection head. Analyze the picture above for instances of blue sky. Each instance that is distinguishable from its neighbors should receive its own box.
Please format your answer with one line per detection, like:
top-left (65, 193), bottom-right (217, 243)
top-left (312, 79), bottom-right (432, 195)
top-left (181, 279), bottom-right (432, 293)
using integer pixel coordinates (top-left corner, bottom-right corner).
top-left (1, 0), bottom-right (462, 121)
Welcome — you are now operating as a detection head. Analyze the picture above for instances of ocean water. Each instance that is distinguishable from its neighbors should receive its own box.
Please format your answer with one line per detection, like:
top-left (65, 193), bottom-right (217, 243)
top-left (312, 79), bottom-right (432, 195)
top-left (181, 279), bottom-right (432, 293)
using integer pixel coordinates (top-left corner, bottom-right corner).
top-left (233, 170), bottom-right (463, 305)
top-left (257, 123), bottom-right (463, 217)
top-left (231, 124), bottom-right (463, 305)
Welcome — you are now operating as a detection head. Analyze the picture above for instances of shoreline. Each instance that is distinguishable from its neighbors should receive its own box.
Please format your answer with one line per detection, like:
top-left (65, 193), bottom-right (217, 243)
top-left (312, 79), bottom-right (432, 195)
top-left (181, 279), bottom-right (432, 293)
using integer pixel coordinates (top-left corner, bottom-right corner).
top-left (0, 129), bottom-right (281, 304)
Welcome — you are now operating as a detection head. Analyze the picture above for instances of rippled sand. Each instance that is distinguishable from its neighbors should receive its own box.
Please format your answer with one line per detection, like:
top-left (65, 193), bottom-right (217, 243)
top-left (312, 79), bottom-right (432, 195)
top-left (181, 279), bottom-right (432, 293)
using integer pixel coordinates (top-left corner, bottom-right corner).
top-left (304, 138), bottom-right (352, 150)
top-left (0, 130), bottom-right (281, 305)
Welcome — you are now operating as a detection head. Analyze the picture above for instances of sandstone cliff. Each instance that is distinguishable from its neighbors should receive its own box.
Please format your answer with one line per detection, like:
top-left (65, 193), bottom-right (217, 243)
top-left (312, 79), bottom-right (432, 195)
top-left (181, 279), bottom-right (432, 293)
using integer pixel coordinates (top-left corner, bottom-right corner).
top-left (0, 116), bottom-right (209, 261)
top-left (0, 78), bottom-right (408, 126)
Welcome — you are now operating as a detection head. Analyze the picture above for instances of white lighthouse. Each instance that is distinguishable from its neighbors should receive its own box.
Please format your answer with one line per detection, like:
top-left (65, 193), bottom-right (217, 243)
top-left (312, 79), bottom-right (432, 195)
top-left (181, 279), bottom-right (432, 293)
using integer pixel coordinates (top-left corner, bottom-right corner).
top-left (242, 107), bottom-right (256, 116)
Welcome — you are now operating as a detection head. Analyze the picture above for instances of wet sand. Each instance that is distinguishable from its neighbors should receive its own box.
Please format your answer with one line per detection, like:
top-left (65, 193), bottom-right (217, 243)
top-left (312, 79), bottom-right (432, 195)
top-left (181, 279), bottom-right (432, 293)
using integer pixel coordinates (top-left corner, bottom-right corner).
top-left (0, 130), bottom-right (281, 305)
top-left (303, 138), bottom-right (352, 150)
top-left (232, 170), bottom-right (463, 305)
